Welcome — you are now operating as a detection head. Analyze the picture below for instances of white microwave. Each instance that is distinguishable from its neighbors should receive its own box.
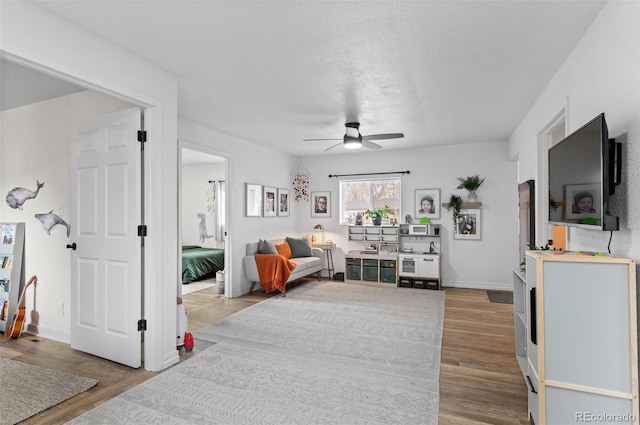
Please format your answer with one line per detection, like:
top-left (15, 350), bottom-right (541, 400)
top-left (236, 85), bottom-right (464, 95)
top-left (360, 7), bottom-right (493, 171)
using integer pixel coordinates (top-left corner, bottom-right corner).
top-left (408, 224), bottom-right (429, 235)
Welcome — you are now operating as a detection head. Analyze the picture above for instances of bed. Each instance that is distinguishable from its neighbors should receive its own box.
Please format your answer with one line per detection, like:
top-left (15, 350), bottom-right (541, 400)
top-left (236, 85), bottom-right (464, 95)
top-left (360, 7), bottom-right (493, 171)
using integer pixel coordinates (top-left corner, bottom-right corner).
top-left (182, 245), bottom-right (225, 284)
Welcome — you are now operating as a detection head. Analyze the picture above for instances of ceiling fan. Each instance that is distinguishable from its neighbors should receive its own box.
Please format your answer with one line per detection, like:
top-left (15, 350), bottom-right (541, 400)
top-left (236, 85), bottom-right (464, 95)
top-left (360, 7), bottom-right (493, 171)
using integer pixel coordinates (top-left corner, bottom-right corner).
top-left (304, 122), bottom-right (404, 151)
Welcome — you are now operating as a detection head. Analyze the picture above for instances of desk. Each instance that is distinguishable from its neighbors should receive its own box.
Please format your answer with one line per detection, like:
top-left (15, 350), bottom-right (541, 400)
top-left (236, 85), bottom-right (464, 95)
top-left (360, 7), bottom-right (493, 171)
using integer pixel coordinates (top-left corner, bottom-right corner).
top-left (312, 242), bottom-right (336, 279)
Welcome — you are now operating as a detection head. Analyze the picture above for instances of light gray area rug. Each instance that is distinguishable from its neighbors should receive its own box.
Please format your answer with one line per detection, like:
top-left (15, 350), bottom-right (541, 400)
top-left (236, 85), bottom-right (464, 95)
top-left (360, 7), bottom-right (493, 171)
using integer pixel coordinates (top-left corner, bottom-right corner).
top-left (68, 281), bottom-right (445, 425)
top-left (0, 357), bottom-right (98, 425)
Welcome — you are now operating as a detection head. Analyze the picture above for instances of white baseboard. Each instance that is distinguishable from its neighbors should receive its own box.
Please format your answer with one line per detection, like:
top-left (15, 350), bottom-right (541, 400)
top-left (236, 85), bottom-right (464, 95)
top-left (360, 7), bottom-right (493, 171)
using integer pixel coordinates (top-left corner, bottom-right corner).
top-left (24, 324), bottom-right (70, 344)
top-left (442, 280), bottom-right (512, 291)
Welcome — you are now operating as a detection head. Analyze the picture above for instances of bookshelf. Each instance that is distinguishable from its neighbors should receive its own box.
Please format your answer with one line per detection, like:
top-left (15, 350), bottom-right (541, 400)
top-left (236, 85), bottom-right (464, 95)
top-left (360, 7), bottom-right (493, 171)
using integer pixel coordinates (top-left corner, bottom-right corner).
top-left (0, 223), bottom-right (26, 334)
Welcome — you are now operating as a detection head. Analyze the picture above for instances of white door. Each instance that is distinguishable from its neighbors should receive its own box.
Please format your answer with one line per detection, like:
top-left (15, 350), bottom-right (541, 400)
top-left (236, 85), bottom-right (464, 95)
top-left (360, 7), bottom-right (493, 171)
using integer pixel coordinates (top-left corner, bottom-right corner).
top-left (70, 108), bottom-right (142, 368)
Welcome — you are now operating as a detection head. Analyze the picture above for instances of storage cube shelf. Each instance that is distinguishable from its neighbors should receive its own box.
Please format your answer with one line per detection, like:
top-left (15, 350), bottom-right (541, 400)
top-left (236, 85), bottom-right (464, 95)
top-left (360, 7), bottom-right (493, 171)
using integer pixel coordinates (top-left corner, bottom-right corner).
top-left (515, 251), bottom-right (638, 424)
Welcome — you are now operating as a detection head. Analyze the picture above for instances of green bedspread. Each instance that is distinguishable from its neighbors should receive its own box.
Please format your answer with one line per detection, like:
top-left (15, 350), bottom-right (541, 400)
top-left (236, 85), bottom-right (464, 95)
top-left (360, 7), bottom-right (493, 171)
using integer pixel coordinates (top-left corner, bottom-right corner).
top-left (182, 245), bottom-right (225, 284)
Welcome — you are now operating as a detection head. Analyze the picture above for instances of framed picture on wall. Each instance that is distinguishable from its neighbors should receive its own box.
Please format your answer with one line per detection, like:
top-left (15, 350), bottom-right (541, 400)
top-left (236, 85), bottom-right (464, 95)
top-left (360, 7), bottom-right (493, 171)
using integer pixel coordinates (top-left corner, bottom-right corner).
top-left (245, 183), bottom-right (262, 217)
top-left (311, 191), bottom-right (330, 218)
top-left (454, 208), bottom-right (481, 240)
top-left (277, 188), bottom-right (290, 217)
top-left (415, 188), bottom-right (440, 220)
top-left (263, 186), bottom-right (277, 217)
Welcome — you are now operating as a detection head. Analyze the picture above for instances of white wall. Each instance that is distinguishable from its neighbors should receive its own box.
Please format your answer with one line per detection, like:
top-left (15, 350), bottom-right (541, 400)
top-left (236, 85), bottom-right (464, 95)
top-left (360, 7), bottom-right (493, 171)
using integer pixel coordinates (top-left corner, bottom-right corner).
top-left (0, 91), bottom-right (135, 340)
top-left (508, 1), bottom-right (640, 261)
top-left (181, 163), bottom-right (224, 247)
top-left (298, 141), bottom-right (518, 289)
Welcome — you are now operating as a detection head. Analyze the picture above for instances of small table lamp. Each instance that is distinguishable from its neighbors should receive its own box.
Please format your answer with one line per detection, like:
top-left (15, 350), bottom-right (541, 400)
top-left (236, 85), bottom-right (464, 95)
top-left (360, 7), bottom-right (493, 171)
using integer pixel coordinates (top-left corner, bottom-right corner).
top-left (313, 224), bottom-right (325, 244)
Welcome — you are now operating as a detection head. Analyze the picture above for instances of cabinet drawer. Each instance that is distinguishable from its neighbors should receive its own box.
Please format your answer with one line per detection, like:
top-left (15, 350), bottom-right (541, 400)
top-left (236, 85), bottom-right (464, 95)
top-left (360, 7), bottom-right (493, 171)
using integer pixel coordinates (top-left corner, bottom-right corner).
top-left (346, 258), bottom-right (361, 266)
top-left (379, 260), bottom-right (396, 269)
top-left (380, 268), bottom-right (396, 283)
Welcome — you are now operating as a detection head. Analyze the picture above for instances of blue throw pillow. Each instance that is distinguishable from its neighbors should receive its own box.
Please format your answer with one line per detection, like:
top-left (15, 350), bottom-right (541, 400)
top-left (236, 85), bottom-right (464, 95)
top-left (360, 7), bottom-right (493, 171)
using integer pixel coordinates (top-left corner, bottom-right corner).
top-left (258, 239), bottom-right (278, 254)
top-left (286, 237), bottom-right (312, 257)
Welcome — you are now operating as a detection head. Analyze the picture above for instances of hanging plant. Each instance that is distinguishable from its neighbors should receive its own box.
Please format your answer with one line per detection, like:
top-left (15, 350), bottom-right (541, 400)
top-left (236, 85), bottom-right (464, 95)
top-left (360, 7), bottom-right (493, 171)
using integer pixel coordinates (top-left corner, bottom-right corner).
top-left (445, 194), bottom-right (464, 227)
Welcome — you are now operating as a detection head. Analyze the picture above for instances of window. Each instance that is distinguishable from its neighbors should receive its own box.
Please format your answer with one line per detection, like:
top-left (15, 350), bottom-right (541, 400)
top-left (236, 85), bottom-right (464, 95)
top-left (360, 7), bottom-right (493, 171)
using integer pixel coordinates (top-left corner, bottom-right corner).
top-left (339, 178), bottom-right (401, 225)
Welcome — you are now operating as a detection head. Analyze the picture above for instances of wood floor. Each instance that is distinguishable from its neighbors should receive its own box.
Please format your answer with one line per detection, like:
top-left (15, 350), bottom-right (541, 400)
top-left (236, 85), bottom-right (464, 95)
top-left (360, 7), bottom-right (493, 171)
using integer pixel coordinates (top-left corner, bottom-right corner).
top-left (0, 279), bottom-right (528, 424)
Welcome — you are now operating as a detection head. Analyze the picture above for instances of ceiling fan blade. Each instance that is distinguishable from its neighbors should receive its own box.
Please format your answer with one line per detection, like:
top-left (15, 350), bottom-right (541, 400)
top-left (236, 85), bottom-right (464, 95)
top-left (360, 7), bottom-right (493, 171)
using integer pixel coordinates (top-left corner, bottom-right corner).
top-left (303, 138), bottom-right (342, 142)
top-left (324, 142), bottom-right (344, 151)
top-left (362, 133), bottom-right (404, 141)
top-left (362, 140), bottom-right (382, 150)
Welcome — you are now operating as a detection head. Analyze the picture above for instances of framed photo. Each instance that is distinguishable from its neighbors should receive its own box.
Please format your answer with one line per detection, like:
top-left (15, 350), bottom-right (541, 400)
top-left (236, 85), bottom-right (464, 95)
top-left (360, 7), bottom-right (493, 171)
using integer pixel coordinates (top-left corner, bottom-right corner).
top-left (277, 188), bottom-right (290, 217)
top-left (245, 183), bottom-right (262, 217)
top-left (454, 208), bottom-right (481, 240)
top-left (415, 188), bottom-right (440, 220)
top-left (564, 183), bottom-right (600, 220)
top-left (263, 186), bottom-right (277, 217)
top-left (311, 191), bottom-right (330, 218)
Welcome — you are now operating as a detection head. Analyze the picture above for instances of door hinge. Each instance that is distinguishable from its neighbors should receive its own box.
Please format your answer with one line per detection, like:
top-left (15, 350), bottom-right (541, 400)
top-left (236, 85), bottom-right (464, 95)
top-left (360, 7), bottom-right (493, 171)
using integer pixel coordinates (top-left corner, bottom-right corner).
top-left (138, 130), bottom-right (147, 142)
top-left (138, 319), bottom-right (147, 331)
top-left (138, 225), bottom-right (147, 237)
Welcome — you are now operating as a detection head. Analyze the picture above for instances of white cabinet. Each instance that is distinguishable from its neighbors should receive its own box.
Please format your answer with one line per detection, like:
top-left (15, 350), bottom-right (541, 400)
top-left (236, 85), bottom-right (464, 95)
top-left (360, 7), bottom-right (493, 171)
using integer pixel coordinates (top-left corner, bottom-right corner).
top-left (518, 251), bottom-right (638, 425)
top-left (417, 255), bottom-right (439, 277)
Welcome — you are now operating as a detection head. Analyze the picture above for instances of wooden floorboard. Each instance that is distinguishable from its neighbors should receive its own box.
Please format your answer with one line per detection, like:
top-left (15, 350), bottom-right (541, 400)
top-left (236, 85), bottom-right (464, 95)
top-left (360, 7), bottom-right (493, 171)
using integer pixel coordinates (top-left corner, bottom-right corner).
top-left (0, 280), bottom-right (528, 424)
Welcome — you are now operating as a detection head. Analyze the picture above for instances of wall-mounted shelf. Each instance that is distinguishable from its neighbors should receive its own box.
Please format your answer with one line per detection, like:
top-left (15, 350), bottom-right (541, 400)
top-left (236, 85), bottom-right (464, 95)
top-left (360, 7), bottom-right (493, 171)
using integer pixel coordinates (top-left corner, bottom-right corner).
top-left (441, 202), bottom-right (482, 208)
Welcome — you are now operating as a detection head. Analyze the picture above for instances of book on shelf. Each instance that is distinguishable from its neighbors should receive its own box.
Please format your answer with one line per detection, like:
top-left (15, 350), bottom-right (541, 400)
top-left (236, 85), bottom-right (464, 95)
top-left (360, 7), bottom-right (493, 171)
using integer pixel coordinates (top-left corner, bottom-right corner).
top-left (1, 224), bottom-right (16, 245)
top-left (0, 300), bottom-right (7, 320)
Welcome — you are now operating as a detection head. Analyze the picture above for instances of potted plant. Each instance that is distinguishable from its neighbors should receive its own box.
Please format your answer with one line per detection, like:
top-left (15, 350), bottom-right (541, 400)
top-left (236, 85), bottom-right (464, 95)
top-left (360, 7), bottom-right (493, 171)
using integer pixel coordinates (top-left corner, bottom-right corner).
top-left (456, 174), bottom-right (486, 202)
top-left (445, 194), bottom-right (464, 227)
top-left (365, 205), bottom-right (389, 225)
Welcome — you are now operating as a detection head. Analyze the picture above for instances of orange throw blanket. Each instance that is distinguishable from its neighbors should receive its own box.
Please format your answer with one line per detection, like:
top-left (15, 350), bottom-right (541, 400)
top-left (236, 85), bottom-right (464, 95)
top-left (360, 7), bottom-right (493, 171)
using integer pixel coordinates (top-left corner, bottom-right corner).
top-left (255, 254), bottom-right (297, 295)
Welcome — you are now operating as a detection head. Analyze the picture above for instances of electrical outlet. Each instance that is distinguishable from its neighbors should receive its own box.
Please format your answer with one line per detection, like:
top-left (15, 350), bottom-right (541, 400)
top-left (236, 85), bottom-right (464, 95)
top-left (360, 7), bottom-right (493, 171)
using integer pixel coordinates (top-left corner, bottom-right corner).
top-left (58, 302), bottom-right (64, 316)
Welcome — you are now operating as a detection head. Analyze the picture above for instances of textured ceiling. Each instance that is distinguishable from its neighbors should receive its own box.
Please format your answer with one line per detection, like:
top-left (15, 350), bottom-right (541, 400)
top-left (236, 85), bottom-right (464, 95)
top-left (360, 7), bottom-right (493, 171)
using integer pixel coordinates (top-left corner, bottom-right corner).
top-left (6, 1), bottom-right (606, 156)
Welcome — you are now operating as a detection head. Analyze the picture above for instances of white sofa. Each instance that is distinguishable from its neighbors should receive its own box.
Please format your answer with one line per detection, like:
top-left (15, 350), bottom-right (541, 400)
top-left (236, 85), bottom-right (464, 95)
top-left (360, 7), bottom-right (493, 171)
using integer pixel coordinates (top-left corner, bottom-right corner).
top-left (243, 240), bottom-right (323, 295)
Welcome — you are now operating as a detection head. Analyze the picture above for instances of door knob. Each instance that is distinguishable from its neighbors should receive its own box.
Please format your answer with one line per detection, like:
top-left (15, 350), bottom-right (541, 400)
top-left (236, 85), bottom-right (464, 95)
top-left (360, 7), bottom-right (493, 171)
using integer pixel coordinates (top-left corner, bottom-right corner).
top-left (66, 242), bottom-right (77, 250)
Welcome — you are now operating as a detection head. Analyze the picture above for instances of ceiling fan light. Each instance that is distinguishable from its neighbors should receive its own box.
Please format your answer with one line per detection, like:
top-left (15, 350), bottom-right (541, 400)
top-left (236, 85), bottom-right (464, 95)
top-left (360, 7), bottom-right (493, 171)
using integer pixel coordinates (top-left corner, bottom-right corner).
top-left (343, 136), bottom-right (362, 149)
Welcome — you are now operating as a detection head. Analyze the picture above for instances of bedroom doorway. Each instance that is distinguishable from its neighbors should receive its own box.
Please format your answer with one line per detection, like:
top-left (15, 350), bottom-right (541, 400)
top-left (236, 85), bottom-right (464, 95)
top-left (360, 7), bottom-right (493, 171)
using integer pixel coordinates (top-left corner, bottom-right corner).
top-left (179, 146), bottom-right (228, 300)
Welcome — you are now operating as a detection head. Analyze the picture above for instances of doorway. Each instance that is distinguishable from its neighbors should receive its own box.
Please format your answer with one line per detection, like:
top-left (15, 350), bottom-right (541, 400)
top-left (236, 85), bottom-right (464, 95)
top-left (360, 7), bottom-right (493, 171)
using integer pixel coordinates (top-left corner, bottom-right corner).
top-left (179, 145), bottom-right (228, 301)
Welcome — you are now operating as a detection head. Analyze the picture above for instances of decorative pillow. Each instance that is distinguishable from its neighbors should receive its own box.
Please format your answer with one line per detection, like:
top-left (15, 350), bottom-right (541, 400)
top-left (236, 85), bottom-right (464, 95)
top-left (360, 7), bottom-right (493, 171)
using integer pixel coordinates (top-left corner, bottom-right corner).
top-left (286, 236), bottom-right (312, 257)
top-left (275, 242), bottom-right (292, 259)
top-left (258, 239), bottom-right (278, 254)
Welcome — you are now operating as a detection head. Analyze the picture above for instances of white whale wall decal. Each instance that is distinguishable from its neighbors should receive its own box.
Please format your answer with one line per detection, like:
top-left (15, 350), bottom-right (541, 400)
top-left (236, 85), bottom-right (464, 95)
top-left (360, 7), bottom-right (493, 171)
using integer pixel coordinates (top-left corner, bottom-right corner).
top-left (35, 210), bottom-right (70, 237)
top-left (6, 180), bottom-right (44, 210)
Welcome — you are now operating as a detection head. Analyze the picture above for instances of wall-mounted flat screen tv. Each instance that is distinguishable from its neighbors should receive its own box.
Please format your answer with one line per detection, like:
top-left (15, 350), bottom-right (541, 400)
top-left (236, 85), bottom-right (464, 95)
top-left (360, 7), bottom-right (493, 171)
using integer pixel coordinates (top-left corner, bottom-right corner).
top-left (548, 113), bottom-right (621, 231)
